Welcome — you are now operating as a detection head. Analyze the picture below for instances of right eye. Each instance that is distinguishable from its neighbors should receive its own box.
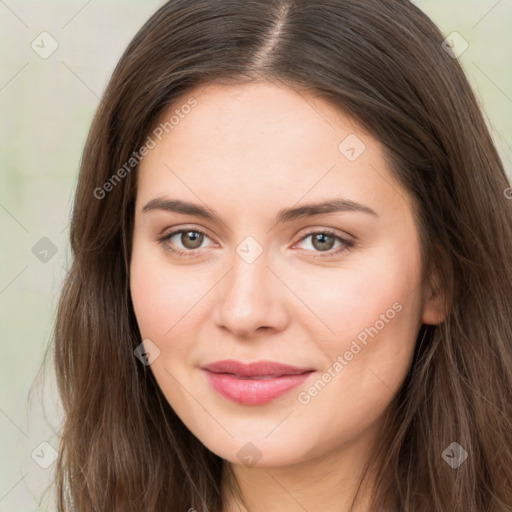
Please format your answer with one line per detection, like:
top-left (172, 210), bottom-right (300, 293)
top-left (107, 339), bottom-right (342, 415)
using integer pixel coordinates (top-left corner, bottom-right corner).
top-left (158, 226), bottom-right (216, 256)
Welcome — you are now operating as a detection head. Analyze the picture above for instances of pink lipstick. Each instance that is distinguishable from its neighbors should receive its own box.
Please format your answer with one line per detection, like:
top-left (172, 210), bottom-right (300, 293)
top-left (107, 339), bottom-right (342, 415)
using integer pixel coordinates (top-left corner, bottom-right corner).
top-left (201, 359), bottom-right (314, 405)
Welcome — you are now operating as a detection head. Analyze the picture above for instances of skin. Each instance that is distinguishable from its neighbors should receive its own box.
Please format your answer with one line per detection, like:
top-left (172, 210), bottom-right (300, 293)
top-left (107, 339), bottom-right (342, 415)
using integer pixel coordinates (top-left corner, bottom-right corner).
top-left (130, 81), bottom-right (446, 512)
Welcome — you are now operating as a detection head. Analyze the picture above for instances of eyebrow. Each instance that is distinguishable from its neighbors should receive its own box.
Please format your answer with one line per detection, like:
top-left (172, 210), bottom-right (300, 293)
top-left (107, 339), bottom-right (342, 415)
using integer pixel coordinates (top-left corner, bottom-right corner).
top-left (142, 196), bottom-right (378, 223)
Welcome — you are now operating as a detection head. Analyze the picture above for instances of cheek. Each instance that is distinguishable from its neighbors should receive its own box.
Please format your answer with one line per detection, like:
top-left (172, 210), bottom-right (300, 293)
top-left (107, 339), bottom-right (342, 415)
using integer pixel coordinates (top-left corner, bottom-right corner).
top-left (292, 247), bottom-right (422, 344)
top-left (130, 262), bottom-right (168, 339)
top-left (291, 241), bottom-right (423, 395)
top-left (290, 261), bottom-right (422, 453)
top-left (130, 243), bottom-right (207, 340)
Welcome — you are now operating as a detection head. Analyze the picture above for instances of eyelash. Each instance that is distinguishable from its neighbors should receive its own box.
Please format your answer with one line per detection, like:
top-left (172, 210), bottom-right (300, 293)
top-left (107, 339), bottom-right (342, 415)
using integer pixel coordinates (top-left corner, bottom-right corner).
top-left (157, 225), bottom-right (355, 259)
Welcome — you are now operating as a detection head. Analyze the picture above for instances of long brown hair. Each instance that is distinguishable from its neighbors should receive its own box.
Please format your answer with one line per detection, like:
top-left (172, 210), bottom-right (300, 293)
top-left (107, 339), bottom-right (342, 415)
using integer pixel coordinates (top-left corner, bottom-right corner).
top-left (52, 1), bottom-right (512, 510)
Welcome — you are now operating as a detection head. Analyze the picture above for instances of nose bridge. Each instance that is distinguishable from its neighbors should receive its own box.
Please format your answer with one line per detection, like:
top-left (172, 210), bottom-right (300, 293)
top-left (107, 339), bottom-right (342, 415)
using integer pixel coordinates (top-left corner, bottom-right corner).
top-left (232, 240), bottom-right (268, 296)
top-left (213, 238), bottom-right (287, 336)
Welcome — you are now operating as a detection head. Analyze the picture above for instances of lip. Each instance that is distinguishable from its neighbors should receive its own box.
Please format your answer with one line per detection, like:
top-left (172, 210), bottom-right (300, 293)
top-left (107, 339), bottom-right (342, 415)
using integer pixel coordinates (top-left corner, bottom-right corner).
top-left (201, 359), bottom-right (315, 405)
top-left (201, 359), bottom-right (314, 377)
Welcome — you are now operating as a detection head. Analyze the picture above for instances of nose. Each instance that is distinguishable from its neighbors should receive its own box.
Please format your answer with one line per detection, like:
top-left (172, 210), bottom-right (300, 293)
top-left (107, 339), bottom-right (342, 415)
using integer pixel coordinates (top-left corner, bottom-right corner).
top-left (212, 246), bottom-right (289, 338)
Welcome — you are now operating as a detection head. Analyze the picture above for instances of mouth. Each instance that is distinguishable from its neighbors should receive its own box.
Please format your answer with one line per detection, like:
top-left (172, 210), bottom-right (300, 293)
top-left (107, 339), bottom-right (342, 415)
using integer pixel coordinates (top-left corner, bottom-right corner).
top-left (200, 360), bottom-right (315, 405)
top-left (220, 374), bottom-right (299, 380)
top-left (201, 359), bottom-right (314, 378)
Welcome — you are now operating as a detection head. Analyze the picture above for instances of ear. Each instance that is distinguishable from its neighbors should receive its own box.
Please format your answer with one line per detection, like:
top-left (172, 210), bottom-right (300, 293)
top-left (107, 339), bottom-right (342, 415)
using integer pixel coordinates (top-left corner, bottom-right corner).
top-left (421, 264), bottom-right (449, 325)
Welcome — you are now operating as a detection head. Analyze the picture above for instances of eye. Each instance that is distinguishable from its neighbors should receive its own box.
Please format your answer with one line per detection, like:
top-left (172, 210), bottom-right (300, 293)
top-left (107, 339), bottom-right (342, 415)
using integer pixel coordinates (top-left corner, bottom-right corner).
top-left (157, 226), bottom-right (215, 256)
top-left (157, 226), bottom-right (355, 258)
top-left (294, 229), bottom-right (355, 258)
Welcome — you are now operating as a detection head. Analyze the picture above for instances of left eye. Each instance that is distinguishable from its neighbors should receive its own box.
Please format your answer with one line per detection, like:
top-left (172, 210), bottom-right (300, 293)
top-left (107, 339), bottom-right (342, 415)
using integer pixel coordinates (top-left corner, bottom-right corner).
top-left (294, 230), bottom-right (354, 257)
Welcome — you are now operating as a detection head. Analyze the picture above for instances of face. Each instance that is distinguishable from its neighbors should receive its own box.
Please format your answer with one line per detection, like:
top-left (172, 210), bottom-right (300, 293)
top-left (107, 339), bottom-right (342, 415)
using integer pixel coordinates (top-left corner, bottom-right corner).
top-left (130, 81), bottom-right (444, 469)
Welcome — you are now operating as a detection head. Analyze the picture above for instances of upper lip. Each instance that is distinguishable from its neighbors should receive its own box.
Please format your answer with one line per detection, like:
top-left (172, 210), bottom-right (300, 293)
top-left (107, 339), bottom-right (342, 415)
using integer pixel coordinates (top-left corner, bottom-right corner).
top-left (201, 359), bottom-right (314, 378)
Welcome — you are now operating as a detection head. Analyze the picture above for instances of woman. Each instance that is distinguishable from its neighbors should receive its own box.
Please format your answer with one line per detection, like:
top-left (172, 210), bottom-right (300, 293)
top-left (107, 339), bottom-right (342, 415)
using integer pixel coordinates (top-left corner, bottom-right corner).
top-left (53, 1), bottom-right (512, 511)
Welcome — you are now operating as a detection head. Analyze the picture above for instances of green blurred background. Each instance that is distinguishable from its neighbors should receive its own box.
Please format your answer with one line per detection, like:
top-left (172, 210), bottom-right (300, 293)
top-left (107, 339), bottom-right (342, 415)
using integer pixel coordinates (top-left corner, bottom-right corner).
top-left (0, 1), bottom-right (511, 510)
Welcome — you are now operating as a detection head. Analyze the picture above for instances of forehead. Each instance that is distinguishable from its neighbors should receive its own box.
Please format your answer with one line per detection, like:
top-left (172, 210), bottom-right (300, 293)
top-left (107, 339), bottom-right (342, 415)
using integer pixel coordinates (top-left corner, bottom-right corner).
top-left (154, 81), bottom-right (366, 158)
top-left (135, 81), bottom-right (408, 219)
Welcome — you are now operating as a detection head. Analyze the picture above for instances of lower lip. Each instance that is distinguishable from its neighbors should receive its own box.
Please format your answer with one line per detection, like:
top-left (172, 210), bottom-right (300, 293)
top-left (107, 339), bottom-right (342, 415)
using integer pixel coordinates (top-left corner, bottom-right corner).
top-left (203, 370), bottom-right (313, 405)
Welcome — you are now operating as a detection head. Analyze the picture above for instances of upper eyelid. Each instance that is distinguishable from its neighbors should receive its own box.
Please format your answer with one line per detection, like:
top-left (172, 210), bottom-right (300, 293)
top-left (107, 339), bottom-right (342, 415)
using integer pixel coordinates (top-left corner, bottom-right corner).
top-left (161, 225), bottom-right (216, 242)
